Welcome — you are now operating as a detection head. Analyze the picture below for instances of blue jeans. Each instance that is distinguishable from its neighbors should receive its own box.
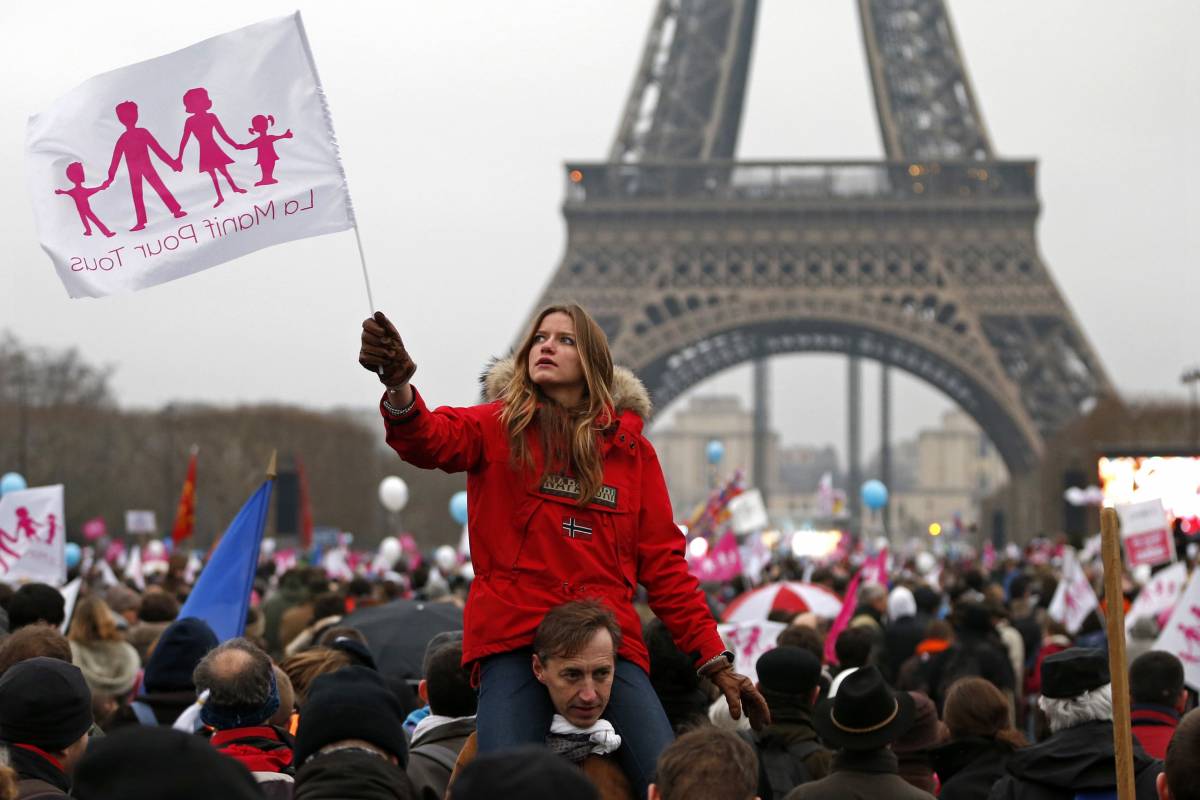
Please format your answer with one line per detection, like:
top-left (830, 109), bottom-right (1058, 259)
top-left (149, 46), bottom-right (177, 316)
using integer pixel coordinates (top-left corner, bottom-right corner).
top-left (476, 651), bottom-right (675, 796)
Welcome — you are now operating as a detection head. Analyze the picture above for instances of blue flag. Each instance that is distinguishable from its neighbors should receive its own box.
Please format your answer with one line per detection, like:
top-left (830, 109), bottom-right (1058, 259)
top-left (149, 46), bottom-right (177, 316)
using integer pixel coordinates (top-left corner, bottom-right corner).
top-left (178, 478), bottom-right (273, 642)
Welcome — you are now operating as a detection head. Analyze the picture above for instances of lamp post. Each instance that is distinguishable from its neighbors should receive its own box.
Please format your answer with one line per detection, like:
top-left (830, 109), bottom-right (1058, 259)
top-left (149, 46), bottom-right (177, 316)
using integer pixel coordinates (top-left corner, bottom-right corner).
top-left (1183, 367), bottom-right (1200, 447)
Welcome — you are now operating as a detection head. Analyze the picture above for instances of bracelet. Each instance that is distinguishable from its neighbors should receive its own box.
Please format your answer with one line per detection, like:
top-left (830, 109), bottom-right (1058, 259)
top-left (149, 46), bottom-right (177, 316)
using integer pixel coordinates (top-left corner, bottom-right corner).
top-left (697, 650), bottom-right (735, 676)
top-left (382, 391), bottom-right (416, 418)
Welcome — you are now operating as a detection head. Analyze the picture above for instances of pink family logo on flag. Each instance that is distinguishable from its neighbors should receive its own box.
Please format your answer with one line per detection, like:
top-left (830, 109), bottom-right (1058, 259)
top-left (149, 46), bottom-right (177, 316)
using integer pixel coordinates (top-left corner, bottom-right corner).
top-left (26, 12), bottom-right (354, 298)
top-left (0, 485), bottom-right (66, 585)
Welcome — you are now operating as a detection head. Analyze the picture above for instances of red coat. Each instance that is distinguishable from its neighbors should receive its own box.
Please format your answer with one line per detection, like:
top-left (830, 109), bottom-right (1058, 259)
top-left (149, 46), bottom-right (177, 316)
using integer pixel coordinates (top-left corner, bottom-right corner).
top-left (380, 360), bottom-right (726, 674)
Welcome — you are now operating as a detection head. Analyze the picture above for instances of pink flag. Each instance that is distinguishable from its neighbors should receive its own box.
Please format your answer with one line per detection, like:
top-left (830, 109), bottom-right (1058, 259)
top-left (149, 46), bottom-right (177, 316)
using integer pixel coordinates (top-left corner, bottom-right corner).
top-left (687, 532), bottom-right (743, 583)
top-left (824, 566), bottom-right (866, 665)
top-left (26, 13), bottom-right (354, 298)
top-left (82, 517), bottom-right (107, 542)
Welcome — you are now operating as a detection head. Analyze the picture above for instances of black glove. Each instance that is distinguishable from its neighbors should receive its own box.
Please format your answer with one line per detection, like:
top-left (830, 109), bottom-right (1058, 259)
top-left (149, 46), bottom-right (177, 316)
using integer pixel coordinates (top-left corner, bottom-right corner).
top-left (359, 311), bottom-right (417, 387)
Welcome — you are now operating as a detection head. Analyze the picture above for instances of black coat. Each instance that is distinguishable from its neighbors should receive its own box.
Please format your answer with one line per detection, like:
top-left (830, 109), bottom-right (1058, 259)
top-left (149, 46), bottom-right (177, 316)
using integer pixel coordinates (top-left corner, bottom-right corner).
top-left (9, 745), bottom-right (70, 799)
top-left (926, 633), bottom-right (1015, 709)
top-left (987, 721), bottom-right (1160, 800)
top-left (932, 737), bottom-right (1015, 800)
top-left (884, 615), bottom-right (926, 683)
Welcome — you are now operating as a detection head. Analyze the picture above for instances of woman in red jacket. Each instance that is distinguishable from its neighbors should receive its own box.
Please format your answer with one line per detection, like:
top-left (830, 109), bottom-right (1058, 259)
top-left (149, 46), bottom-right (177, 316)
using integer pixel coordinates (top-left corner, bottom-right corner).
top-left (359, 304), bottom-right (768, 794)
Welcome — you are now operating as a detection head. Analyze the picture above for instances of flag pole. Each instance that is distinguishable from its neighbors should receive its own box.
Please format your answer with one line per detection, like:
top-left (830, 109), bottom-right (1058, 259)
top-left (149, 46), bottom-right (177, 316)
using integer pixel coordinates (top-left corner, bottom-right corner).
top-left (353, 225), bottom-right (376, 314)
top-left (352, 224), bottom-right (387, 379)
top-left (266, 449), bottom-right (278, 481)
top-left (1101, 507), bottom-right (1135, 800)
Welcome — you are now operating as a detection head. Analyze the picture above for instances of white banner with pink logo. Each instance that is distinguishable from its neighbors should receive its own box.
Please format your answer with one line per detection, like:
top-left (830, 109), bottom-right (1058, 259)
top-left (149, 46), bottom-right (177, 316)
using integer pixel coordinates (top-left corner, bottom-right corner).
top-left (1047, 546), bottom-right (1099, 634)
top-left (717, 620), bottom-right (786, 684)
top-left (1126, 561), bottom-right (1187, 634)
top-left (0, 485), bottom-right (66, 586)
top-left (1154, 566), bottom-right (1200, 690)
top-left (26, 13), bottom-right (354, 298)
top-left (1117, 498), bottom-right (1176, 568)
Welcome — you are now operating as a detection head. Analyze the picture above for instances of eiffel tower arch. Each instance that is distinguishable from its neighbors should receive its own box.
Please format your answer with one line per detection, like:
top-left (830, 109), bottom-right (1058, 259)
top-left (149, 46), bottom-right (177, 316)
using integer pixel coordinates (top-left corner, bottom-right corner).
top-left (527, 0), bottom-right (1112, 476)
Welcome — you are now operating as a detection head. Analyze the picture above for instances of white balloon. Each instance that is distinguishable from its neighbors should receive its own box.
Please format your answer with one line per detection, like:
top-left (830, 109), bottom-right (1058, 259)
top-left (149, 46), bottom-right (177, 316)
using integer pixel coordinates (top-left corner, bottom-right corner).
top-left (434, 545), bottom-right (458, 574)
top-left (378, 476), bottom-right (409, 512)
top-left (378, 536), bottom-right (402, 567)
top-left (145, 540), bottom-right (167, 559)
top-left (915, 551), bottom-right (936, 575)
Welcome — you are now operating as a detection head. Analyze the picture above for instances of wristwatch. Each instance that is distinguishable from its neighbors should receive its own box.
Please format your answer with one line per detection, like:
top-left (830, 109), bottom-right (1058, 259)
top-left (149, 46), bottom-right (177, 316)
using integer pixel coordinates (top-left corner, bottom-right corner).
top-left (697, 650), bottom-right (735, 676)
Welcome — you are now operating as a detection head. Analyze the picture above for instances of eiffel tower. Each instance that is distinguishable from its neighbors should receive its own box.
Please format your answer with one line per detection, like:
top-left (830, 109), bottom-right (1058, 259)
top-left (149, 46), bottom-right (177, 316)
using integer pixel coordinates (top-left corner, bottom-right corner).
top-left (527, 0), bottom-right (1111, 520)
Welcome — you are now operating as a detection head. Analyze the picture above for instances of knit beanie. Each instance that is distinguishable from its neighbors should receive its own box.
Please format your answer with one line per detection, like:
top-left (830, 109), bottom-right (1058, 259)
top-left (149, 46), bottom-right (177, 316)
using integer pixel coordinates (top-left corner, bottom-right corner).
top-left (73, 726), bottom-right (263, 800)
top-left (142, 617), bottom-right (218, 693)
top-left (69, 640), bottom-right (140, 696)
top-left (295, 666), bottom-right (408, 767)
top-left (0, 657), bottom-right (93, 750)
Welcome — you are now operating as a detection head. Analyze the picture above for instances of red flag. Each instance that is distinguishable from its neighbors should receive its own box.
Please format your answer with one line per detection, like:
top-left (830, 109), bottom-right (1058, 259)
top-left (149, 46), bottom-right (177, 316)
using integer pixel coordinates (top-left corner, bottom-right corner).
top-left (171, 447), bottom-right (199, 545)
top-left (296, 457), bottom-right (314, 551)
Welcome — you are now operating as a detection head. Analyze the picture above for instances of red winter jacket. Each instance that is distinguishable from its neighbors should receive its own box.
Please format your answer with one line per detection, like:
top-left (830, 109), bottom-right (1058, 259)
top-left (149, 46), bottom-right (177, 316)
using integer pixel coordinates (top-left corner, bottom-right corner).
top-left (381, 359), bottom-right (726, 674)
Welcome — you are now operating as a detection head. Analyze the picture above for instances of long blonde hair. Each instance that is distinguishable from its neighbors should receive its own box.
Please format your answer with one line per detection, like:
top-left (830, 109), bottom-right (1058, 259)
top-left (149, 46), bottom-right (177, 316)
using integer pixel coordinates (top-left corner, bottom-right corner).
top-left (67, 596), bottom-right (120, 643)
top-left (500, 304), bottom-right (615, 505)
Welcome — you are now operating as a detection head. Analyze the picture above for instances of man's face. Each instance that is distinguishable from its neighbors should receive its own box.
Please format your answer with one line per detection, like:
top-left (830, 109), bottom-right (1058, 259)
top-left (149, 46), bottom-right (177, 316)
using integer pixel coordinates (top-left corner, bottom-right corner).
top-left (532, 628), bottom-right (615, 728)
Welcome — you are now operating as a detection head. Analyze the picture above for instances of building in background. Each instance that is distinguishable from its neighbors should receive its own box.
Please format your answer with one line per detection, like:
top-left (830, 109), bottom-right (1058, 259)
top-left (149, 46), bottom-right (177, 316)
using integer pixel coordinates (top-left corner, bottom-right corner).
top-left (653, 396), bottom-right (1008, 538)
top-left (651, 395), bottom-right (779, 515)
top-left (887, 410), bottom-right (1008, 541)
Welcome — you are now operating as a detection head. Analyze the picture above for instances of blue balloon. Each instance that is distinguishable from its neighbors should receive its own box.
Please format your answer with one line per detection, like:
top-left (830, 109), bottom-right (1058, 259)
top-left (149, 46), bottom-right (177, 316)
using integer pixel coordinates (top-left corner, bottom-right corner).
top-left (65, 542), bottom-right (82, 569)
top-left (705, 440), bottom-right (725, 465)
top-left (0, 473), bottom-right (27, 497)
top-left (449, 491), bottom-right (469, 525)
top-left (861, 479), bottom-right (889, 511)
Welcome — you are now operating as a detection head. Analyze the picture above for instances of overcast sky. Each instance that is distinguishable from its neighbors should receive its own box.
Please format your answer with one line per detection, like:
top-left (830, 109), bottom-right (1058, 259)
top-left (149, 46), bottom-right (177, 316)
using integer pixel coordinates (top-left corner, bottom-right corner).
top-left (3, 2), bottom-right (1197, 470)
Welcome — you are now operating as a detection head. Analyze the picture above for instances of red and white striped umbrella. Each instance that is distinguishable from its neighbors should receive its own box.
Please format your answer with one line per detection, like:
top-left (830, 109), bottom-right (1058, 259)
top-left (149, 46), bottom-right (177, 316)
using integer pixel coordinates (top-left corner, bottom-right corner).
top-left (722, 581), bottom-right (843, 623)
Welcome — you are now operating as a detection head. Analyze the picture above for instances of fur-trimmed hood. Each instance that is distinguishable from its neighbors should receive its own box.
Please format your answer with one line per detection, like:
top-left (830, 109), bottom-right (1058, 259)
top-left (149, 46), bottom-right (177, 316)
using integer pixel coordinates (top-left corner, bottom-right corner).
top-left (479, 356), bottom-right (653, 421)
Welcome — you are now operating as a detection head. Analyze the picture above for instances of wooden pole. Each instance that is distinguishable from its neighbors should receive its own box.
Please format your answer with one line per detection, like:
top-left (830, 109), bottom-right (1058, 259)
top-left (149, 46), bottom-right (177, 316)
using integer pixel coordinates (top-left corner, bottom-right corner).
top-left (1101, 507), bottom-right (1136, 800)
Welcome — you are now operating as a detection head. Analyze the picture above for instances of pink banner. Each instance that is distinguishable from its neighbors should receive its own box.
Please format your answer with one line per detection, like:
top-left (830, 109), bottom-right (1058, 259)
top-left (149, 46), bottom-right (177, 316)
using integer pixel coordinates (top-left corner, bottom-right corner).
top-left (688, 532), bottom-right (743, 583)
top-left (824, 566), bottom-right (865, 665)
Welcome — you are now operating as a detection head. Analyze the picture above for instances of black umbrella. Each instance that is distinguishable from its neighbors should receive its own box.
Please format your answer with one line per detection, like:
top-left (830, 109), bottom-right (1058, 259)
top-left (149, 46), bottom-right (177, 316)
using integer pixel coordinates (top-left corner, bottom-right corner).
top-left (340, 598), bottom-right (463, 680)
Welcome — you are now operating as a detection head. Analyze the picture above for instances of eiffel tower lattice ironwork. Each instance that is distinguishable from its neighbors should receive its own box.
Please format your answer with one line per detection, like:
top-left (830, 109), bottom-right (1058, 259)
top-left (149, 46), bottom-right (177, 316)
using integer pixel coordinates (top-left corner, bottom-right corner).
top-left (526, 0), bottom-right (1111, 473)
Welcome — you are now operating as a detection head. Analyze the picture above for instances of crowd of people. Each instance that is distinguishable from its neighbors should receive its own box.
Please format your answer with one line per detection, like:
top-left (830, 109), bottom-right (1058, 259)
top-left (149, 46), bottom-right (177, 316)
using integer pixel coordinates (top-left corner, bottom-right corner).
top-left (0, 304), bottom-right (1192, 799)
top-left (0, 544), bottom-right (1196, 799)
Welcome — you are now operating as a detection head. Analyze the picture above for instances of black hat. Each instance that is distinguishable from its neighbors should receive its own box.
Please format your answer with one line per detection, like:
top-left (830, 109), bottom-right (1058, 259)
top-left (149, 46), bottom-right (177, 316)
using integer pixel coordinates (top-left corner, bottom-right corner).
top-left (73, 726), bottom-right (263, 800)
top-left (0, 657), bottom-right (92, 750)
top-left (813, 665), bottom-right (915, 751)
top-left (1041, 647), bottom-right (1110, 699)
top-left (756, 646), bottom-right (822, 696)
top-left (328, 636), bottom-right (378, 671)
top-left (451, 745), bottom-right (599, 800)
top-left (295, 665), bottom-right (408, 767)
top-left (8, 584), bottom-right (65, 630)
top-left (142, 617), bottom-right (218, 693)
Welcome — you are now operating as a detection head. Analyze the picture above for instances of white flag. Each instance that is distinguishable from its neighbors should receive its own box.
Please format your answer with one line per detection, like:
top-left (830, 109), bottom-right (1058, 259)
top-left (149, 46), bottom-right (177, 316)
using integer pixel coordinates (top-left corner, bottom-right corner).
top-left (1153, 567), bottom-right (1200, 690)
top-left (1127, 562), bottom-right (1188, 633)
top-left (1047, 547), bottom-right (1099, 634)
top-left (26, 13), bottom-right (354, 298)
top-left (125, 545), bottom-right (146, 591)
top-left (59, 578), bottom-right (83, 634)
top-left (0, 485), bottom-right (66, 585)
top-left (717, 621), bottom-right (786, 684)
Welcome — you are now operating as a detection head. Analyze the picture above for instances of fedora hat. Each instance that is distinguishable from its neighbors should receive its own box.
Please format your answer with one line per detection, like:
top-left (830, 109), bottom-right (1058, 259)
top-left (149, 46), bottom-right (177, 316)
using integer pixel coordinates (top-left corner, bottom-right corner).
top-left (813, 665), bottom-right (915, 751)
